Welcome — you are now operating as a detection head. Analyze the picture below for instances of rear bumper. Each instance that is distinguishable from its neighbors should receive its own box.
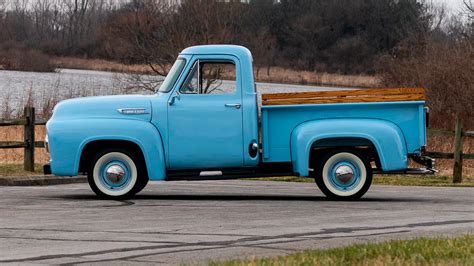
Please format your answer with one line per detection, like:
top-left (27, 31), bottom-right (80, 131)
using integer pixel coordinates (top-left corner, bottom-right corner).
top-left (374, 155), bottom-right (437, 175)
top-left (43, 164), bottom-right (52, 175)
top-left (412, 154), bottom-right (436, 170)
top-left (374, 168), bottom-right (436, 175)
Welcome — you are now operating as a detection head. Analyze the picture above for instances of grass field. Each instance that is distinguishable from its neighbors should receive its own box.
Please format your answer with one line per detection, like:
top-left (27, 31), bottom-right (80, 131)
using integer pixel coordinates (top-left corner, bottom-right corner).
top-left (211, 235), bottom-right (474, 266)
top-left (1, 163), bottom-right (473, 187)
top-left (0, 164), bottom-right (44, 176)
top-left (245, 175), bottom-right (474, 187)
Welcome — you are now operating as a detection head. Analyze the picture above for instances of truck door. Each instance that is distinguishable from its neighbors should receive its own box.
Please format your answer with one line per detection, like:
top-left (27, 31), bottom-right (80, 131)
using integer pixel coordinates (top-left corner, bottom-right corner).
top-left (167, 56), bottom-right (243, 170)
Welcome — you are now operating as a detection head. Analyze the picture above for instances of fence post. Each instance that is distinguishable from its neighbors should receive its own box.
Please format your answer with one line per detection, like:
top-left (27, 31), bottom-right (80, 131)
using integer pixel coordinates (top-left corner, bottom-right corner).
top-left (23, 107), bottom-right (35, 172)
top-left (453, 116), bottom-right (463, 183)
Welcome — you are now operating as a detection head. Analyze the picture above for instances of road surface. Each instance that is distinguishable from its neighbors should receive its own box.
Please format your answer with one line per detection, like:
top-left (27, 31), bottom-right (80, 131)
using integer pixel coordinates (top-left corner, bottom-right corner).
top-left (0, 180), bottom-right (473, 264)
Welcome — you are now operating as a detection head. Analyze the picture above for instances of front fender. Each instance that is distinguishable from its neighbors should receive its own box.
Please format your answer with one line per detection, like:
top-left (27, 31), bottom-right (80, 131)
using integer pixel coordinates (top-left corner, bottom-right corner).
top-left (290, 119), bottom-right (408, 176)
top-left (47, 118), bottom-right (166, 180)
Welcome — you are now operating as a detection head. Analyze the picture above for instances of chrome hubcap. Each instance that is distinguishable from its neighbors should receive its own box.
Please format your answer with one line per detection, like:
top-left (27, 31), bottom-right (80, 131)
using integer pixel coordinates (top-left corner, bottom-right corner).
top-left (105, 164), bottom-right (126, 184)
top-left (335, 165), bottom-right (354, 184)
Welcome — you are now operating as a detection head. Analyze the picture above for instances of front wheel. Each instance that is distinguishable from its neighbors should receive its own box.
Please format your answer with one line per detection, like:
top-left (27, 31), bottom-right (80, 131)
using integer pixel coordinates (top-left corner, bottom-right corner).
top-left (87, 148), bottom-right (148, 199)
top-left (315, 150), bottom-right (372, 200)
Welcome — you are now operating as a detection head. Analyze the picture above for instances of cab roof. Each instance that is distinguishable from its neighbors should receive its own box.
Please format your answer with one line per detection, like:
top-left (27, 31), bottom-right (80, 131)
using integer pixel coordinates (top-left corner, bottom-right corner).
top-left (180, 45), bottom-right (253, 61)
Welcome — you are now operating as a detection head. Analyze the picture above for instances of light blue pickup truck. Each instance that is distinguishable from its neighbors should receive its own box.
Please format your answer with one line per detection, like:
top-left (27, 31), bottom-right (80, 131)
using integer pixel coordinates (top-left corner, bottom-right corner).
top-left (45, 45), bottom-right (434, 200)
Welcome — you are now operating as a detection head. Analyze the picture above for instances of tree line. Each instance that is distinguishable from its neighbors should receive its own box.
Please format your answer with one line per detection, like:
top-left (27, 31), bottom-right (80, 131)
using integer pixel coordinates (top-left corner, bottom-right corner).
top-left (2, 0), bottom-right (471, 74)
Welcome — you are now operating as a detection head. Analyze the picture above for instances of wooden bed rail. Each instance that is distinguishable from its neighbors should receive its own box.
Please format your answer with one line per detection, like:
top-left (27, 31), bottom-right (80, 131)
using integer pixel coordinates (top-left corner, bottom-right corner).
top-left (261, 88), bottom-right (425, 105)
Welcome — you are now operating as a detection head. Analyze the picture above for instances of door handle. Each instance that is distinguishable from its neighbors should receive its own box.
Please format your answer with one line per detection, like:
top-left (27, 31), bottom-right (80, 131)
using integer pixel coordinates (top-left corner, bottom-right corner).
top-left (225, 103), bottom-right (241, 109)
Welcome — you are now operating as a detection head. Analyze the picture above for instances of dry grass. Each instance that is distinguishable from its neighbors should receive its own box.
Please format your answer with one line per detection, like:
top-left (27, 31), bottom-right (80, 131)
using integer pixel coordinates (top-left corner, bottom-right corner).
top-left (0, 47), bottom-right (56, 72)
top-left (53, 56), bottom-right (382, 88)
top-left (427, 135), bottom-right (474, 177)
top-left (53, 57), bottom-right (158, 75)
top-left (0, 125), bottom-right (49, 165)
top-left (254, 66), bottom-right (381, 88)
top-left (0, 123), bottom-right (472, 178)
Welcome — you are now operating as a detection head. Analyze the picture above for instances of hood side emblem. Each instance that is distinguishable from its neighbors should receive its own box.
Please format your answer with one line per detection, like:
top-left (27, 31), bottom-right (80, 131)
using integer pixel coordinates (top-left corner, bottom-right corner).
top-left (117, 108), bottom-right (149, 115)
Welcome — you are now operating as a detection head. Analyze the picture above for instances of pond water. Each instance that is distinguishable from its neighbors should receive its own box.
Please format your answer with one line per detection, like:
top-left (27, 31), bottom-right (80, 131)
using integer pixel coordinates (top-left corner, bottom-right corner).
top-left (0, 68), bottom-right (346, 117)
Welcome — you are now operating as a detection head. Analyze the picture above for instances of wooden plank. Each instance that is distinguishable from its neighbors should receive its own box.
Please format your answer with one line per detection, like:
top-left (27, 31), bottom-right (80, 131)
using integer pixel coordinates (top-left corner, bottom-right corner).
top-left (34, 141), bottom-right (45, 148)
top-left (0, 141), bottom-right (27, 149)
top-left (24, 107), bottom-right (35, 172)
top-left (427, 128), bottom-right (455, 137)
top-left (452, 116), bottom-right (463, 183)
top-left (35, 119), bottom-right (47, 125)
top-left (426, 152), bottom-right (474, 159)
top-left (262, 94), bottom-right (425, 105)
top-left (425, 152), bottom-right (454, 159)
top-left (0, 119), bottom-right (27, 126)
top-left (262, 87), bottom-right (425, 100)
top-left (0, 141), bottom-right (44, 149)
top-left (426, 129), bottom-right (473, 138)
top-left (0, 118), bottom-right (45, 126)
top-left (1, 119), bottom-right (46, 126)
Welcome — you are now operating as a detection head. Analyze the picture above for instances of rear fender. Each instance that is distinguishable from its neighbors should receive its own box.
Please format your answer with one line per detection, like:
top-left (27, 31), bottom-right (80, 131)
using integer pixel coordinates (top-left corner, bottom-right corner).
top-left (290, 119), bottom-right (407, 176)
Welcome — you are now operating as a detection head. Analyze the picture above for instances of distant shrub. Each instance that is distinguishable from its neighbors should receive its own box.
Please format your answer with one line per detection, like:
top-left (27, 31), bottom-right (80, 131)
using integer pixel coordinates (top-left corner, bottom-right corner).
top-left (378, 41), bottom-right (474, 129)
top-left (0, 43), bottom-right (56, 72)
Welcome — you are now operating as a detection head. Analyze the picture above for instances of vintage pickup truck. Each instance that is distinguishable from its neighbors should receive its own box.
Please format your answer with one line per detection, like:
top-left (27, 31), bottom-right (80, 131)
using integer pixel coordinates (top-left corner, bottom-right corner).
top-left (45, 45), bottom-right (434, 200)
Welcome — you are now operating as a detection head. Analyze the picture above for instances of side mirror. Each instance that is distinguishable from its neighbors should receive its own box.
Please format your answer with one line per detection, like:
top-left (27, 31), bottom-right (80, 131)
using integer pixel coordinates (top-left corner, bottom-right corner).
top-left (168, 91), bottom-right (181, 106)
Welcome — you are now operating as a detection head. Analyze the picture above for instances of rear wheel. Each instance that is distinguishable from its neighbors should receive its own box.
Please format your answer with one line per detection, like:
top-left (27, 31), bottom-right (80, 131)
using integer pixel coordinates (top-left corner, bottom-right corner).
top-left (87, 148), bottom-right (148, 199)
top-left (315, 149), bottom-right (372, 200)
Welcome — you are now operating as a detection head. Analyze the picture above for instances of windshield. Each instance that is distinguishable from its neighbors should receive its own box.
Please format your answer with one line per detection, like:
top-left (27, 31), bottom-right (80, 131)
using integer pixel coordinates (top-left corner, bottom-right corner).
top-left (158, 58), bottom-right (186, 93)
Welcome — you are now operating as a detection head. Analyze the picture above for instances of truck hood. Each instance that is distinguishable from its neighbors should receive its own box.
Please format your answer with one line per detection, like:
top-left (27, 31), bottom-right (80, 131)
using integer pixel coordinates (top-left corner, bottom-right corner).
top-left (51, 95), bottom-right (153, 121)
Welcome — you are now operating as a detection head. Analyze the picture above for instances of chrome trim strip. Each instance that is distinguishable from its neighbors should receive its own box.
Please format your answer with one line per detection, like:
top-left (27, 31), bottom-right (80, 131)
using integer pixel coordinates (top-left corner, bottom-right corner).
top-left (117, 108), bottom-right (149, 115)
top-left (199, 171), bottom-right (223, 176)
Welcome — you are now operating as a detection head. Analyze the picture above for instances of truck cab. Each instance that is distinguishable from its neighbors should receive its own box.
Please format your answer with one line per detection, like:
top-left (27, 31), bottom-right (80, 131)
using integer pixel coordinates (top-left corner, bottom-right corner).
top-left (46, 45), bottom-right (434, 200)
top-left (159, 46), bottom-right (259, 170)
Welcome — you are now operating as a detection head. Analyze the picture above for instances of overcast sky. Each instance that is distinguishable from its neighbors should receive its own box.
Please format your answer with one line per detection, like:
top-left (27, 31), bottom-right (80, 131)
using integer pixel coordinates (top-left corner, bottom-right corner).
top-left (434, 0), bottom-right (468, 13)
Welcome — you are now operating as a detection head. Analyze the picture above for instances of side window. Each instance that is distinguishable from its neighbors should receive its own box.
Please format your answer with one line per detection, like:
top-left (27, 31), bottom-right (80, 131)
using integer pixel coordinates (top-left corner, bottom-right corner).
top-left (180, 62), bottom-right (199, 94)
top-left (201, 62), bottom-right (236, 94)
top-left (180, 61), bottom-right (236, 94)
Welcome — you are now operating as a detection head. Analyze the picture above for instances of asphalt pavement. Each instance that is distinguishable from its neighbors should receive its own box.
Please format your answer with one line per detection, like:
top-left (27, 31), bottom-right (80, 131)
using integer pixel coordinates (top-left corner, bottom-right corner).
top-left (0, 180), bottom-right (473, 265)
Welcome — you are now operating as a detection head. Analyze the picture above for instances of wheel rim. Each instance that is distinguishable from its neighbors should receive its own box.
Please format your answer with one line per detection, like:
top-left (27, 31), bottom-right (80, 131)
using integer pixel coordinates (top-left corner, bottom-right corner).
top-left (99, 160), bottom-right (131, 190)
top-left (328, 161), bottom-right (361, 191)
top-left (93, 152), bottom-right (138, 196)
top-left (322, 152), bottom-right (367, 196)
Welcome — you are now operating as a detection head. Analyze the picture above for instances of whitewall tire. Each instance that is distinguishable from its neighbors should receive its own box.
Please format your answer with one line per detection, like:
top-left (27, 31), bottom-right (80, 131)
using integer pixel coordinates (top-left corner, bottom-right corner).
top-left (87, 148), bottom-right (148, 199)
top-left (315, 150), bottom-right (372, 200)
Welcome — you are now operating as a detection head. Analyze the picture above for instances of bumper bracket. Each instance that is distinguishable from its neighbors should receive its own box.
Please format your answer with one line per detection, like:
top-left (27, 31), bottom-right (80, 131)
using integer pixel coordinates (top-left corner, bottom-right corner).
top-left (43, 164), bottom-right (51, 175)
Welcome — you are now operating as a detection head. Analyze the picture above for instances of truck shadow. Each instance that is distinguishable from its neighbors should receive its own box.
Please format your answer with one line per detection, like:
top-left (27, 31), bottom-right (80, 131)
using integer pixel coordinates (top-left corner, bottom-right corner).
top-left (53, 193), bottom-right (428, 203)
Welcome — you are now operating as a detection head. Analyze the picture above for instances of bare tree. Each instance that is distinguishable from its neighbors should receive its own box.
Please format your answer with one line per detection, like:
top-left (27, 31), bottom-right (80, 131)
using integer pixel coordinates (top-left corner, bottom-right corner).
top-left (102, 0), bottom-right (242, 92)
top-left (0, 0), bottom-right (5, 27)
top-left (463, 0), bottom-right (474, 44)
top-left (0, 0), bottom-right (449, 76)
top-left (464, 0), bottom-right (474, 17)
top-left (424, 0), bottom-right (447, 31)
top-left (101, 0), bottom-right (177, 91)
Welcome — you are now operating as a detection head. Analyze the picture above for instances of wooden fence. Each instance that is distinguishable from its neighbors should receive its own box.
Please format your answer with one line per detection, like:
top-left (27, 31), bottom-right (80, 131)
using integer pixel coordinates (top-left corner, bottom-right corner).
top-left (0, 107), bottom-right (473, 182)
top-left (0, 107), bottom-right (46, 171)
top-left (426, 116), bottom-right (474, 183)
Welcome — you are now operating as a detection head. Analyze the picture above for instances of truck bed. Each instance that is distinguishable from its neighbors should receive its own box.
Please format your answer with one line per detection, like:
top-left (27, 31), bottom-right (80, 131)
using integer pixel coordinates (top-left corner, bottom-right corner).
top-left (262, 87), bottom-right (425, 105)
top-left (260, 88), bottom-right (426, 163)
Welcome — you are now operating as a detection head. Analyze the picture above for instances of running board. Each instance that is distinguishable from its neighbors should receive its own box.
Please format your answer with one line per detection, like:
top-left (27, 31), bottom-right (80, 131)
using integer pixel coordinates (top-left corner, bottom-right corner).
top-left (166, 165), bottom-right (294, 181)
top-left (374, 168), bottom-right (437, 175)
